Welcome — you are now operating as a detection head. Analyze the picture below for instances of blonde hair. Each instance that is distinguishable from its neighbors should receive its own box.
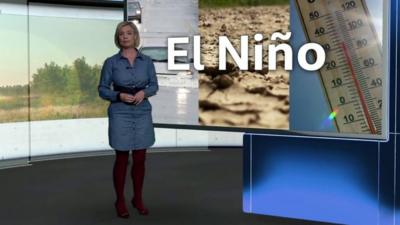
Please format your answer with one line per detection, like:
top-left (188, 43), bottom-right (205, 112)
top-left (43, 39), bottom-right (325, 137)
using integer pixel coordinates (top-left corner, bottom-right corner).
top-left (114, 21), bottom-right (141, 49)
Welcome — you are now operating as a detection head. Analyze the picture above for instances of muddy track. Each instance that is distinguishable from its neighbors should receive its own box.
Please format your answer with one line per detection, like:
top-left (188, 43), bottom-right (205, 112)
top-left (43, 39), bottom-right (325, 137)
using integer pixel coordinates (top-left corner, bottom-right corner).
top-left (199, 5), bottom-right (290, 129)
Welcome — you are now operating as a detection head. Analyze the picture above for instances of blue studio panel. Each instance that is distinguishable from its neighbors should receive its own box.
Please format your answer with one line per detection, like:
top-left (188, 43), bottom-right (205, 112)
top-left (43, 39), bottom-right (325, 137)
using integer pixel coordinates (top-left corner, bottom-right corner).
top-left (243, 0), bottom-right (398, 224)
top-left (243, 135), bottom-right (396, 225)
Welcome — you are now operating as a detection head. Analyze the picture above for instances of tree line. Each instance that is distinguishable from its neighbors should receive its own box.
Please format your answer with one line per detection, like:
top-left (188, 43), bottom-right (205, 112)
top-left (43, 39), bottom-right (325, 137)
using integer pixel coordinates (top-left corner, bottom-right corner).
top-left (0, 85), bottom-right (28, 96)
top-left (0, 57), bottom-right (103, 106)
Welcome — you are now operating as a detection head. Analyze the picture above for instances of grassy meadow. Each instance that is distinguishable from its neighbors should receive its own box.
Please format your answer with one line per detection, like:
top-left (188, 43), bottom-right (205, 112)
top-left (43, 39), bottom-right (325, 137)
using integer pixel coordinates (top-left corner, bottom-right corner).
top-left (0, 93), bottom-right (108, 123)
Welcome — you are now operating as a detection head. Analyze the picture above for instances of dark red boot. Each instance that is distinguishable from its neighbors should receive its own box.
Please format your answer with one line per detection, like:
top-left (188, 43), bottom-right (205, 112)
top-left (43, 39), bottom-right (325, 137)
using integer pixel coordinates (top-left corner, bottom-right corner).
top-left (113, 150), bottom-right (130, 218)
top-left (131, 149), bottom-right (149, 215)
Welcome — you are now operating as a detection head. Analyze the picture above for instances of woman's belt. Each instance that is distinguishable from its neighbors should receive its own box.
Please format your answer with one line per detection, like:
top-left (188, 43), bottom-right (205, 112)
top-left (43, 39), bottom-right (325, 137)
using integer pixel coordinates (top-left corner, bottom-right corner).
top-left (114, 84), bottom-right (144, 95)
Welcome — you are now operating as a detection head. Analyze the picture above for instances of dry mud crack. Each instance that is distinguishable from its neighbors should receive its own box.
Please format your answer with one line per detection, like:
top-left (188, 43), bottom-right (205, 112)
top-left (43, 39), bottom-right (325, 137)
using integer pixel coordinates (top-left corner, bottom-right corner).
top-left (199, 5), bottom-right (290, 129)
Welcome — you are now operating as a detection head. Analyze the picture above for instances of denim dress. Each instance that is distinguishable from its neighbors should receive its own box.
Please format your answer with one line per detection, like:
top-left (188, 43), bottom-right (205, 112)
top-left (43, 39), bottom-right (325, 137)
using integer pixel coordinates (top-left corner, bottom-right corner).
top-left (98, 50), bottom-right (159, 151)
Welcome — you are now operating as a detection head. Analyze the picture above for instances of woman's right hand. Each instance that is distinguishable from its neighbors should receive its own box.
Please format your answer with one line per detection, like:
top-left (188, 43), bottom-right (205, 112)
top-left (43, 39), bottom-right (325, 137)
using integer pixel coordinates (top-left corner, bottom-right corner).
top-left (119, 93), bottom-right (135, 104)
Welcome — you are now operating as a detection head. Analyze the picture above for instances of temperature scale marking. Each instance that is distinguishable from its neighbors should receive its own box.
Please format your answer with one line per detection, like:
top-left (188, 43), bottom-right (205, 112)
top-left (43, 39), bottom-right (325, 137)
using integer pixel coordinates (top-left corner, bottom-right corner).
top-left (295, 0), bottom-right (383, 134)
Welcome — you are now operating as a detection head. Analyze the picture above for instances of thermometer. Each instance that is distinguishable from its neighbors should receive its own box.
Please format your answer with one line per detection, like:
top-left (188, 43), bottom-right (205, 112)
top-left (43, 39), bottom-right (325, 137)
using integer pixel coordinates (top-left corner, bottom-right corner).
top-left (295, 0), bottom-right (383, 134)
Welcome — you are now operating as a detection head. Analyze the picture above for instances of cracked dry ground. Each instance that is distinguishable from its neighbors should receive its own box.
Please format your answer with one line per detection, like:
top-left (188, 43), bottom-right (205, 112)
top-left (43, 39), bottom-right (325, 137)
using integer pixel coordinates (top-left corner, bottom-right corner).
top-left (199, 5), bottom-right (290, 129)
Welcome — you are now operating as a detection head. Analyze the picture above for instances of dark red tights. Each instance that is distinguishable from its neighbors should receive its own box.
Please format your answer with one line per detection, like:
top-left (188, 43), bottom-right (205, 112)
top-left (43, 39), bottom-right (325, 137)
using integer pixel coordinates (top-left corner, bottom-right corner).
top-left (113, 149), bottom-right (147, 214)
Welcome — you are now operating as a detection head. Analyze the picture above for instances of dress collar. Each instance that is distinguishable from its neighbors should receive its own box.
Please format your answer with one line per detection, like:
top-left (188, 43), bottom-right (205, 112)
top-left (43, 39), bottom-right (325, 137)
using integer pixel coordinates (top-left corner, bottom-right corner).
top-left (118, 48), bottom-right (144, 60)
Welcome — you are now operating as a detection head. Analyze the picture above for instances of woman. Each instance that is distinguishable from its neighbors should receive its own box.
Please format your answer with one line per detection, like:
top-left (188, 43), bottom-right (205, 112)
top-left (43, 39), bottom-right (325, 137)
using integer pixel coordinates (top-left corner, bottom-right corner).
top-left (98, 21), bottom-right (158, 219)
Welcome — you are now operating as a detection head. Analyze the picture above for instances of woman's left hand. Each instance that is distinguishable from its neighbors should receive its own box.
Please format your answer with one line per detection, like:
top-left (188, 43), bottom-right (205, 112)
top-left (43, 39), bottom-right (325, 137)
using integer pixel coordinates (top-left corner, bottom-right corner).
top-left (133, 90), bottom-right (145, 105)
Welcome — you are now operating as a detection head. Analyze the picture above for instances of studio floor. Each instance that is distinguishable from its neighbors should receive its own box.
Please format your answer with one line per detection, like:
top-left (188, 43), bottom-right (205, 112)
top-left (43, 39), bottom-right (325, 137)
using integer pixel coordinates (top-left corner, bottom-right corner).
top-left (0, 148), bottom-right (334, 225)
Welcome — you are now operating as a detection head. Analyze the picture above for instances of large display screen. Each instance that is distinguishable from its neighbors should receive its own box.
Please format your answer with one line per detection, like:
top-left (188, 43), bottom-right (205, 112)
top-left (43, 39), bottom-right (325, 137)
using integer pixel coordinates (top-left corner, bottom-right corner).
top-left (0, 0), bottom-right (390, 141)
top-left (290, 0), bottom-right (388, 140)
top-left (199, 0), bottom-right (387, 139)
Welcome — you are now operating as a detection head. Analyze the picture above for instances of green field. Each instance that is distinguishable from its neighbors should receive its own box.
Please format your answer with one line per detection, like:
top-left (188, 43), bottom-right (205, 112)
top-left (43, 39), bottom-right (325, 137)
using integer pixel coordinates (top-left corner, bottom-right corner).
top-left (199, 0), bottom-right (289, 8)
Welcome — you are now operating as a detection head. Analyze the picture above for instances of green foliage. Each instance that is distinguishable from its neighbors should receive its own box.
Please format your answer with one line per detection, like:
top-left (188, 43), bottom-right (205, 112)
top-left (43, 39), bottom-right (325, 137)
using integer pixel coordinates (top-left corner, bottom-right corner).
top-left (73, 57), bottom-right (100, 103)
top-left (199, 0), bottom-right (289, 8)
top-left (29, 57), bottom-right (102, 105)
top-left (31, 62), bottom-right (68, 94)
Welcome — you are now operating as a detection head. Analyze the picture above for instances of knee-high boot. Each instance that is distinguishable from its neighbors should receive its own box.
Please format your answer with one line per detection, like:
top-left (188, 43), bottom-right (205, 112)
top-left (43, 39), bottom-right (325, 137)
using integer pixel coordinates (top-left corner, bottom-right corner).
top-left (113, 150), bottom-right (130, 218)
top-left (131, 149), bottom-right (149, 215)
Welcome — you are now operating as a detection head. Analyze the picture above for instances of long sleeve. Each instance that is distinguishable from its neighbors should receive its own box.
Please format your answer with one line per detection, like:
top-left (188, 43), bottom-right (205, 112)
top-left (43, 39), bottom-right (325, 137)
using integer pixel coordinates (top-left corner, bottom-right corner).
top-left (98, 58), bottom-right (120, 102)
top-left (143, 59), bottom-right (159, 98)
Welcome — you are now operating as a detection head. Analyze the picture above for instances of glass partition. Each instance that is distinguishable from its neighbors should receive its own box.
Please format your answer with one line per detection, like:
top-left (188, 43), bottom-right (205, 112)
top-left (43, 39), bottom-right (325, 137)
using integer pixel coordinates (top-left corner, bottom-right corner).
top-left (0, 1), bottom-right (30, 164)
top-left (28, 3), bottom-right (121, 156)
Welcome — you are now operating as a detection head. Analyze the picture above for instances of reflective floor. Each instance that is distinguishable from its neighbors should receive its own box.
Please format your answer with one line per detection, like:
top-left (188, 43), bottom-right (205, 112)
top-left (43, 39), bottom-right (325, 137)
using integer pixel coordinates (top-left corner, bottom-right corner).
top-left (0, 148), bottom-right (334, 225)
